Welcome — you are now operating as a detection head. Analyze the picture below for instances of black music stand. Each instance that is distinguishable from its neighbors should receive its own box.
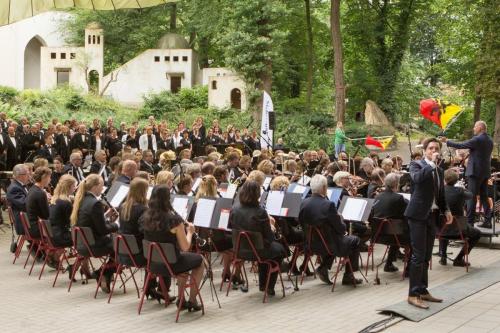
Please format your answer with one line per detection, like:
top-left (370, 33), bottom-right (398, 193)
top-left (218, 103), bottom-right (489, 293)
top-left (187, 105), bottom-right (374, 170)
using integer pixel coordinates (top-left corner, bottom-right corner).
top-left (264, 190), bottom-right (302, 218)
top-left (288, 183), bottom-right (310, 200)
top-left (338, 196), bottom-right (374, 234)
top-left (327, 187), bottom-right (343, 206)
top-left (106, 182), bottom-right (130, 209)
top-left (170, 195), bottom-right (195, 220)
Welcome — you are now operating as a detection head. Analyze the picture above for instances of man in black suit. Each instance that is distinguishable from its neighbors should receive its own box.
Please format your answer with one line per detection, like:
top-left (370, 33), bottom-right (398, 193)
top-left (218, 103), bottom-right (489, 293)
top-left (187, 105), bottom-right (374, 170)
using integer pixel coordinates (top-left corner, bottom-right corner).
top-left (115, 160), bottom-right (137, 185)
top-left (4, 126), bottom-right (22, 170)
top-left (55, 125), bottom-right (71, 163)
top-left (440, 121), bottom-right (494, 228)
top-left (21, 124), bottom-right (44, 162)
top-left (35, 135), bottom-right (57, 163)
top-left (373, 172), bottom-right (409, 272)
top-left (63, 152), bottom-right (85, 185)
top-left (299, 174), bottom-right (363, 286)
top-left (404, 138), bottom-right (453, 309)
top-left (70, 124), bottom-right (90, 156)
top-left (90, 150), bottom-right (111, 184)
top-left (6, 164), bottom-right (30, 234)
top-left (139, 150), bottom-right (159, 175)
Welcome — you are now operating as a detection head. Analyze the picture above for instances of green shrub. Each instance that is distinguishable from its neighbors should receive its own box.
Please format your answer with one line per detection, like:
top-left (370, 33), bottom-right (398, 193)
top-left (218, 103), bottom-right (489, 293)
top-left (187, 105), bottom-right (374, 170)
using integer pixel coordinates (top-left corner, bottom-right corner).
top-left (141, 90), bottom-right (179, 118)
top-left (19, 89), bottom-right (49, 107)
top-left (65, 93), bottom-right (87, 110)
top-left (177, 86), bottom-right (208, 110)
top-left (0, 86), bottom-right (19, 104)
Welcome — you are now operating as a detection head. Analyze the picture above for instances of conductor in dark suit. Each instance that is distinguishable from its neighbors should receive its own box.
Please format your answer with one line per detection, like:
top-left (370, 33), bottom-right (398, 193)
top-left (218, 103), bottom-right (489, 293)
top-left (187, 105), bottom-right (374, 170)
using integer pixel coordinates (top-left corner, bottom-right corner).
top-left (404, 138), bottom-right (453, 309)
top-left (440, 120), bottom-right (494, 228)
top-left (298, 174), bottom-right (362, 286)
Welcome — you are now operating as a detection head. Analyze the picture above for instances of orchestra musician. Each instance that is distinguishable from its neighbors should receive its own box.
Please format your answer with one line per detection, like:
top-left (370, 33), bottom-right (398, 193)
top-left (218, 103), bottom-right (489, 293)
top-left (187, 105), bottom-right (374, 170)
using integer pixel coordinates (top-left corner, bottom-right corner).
top-left (89, 150), bottom-right (111, 184)
top-left (299, 174), bottom-right (362, 286)
top-left (439, 169), bottom-right (481, 267)
top-left (63, 152), bottom-right (85, 185)
top-left (404, 138), bottom-right (453, 309)
top-left (71, 174), bottom-right (118, 292)
top-left (7, 164), bottom-right (30, 235)
top-left (372, 173), bottom-right (409, 272)
top-left (229, 180), bottom-right (287, 296)
top-left (141, 185), bottom-right (204, 311)
top-left (116, 160), bottom-right (138, 185)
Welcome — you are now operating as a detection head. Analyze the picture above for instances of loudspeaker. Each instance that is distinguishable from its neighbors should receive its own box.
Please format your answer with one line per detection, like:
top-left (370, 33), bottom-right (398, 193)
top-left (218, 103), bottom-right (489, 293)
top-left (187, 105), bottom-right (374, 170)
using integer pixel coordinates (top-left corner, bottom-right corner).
top-left (268, 112), bottom-right (276, 130)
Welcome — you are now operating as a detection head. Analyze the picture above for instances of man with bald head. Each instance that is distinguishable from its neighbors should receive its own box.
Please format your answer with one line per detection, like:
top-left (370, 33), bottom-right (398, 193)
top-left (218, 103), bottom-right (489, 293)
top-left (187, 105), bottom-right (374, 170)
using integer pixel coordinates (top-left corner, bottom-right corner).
top-left (440, 121), bottom-right (494, 228)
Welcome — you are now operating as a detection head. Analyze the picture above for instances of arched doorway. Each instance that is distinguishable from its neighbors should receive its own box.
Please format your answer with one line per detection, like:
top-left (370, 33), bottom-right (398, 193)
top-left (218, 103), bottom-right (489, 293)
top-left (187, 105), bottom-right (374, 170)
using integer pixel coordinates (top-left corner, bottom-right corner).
top-left (230, 88), bottom-right (241, 110)
top-left (24, 36), bottom-right (46, 89)
top-left (88, 70), bottom-right (99, 94)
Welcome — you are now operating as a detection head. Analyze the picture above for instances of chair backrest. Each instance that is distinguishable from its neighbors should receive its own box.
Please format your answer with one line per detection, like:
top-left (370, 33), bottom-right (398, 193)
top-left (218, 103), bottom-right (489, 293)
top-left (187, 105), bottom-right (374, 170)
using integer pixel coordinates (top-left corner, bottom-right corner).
top-left (231, 229), bottom-right (264, 261)
top-left (19, 211), bottom-right (35, 239)
top-left (72, 226), bottom-right (96, 257)
top-left (114, 234), bottom-right (140, 255)
top-left (439, 215), bottom-right (468, 237)
top-left (142, 239), bottom-right (178, 266)
top-left (38, 219), bottom-right (56, 248)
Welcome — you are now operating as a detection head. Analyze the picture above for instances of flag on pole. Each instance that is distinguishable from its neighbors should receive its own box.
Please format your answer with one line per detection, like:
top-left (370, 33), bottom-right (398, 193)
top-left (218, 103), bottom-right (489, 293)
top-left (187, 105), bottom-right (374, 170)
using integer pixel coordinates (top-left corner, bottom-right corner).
top-left (365, 135), bottom-right (393, 150)
top-left (260, 91), bottom-right (274, 149)
top-left (419, 98), bottom-right (462, 130)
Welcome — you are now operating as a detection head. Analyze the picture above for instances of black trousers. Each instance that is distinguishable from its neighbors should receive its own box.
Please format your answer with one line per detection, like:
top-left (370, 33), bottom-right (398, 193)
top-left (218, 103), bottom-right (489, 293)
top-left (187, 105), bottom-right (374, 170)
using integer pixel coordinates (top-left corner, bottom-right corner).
top-left (319, 235), bottom-right (360, 274)
top-left (408, 214), bottom-right (437, 297)
top-left (258, 241), bottom-right (286, 290)
top-left (438, 225), bottom-right (481, 260)
top-left (467, 176), bottom-right (491, 225)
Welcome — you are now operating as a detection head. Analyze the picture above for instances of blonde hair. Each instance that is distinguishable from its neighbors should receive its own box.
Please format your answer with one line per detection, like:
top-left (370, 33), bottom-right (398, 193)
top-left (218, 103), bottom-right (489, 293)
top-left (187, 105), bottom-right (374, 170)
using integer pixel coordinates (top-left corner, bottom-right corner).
top-left (195, 175), bottom-right (218, 201)
top-left (247, 170), bottom-right (266, 186)
top-left (257, 160), bottom-right (274, 176)
top-left (70, 174), bottom-right (102, 226)
top-left (121, 178), bottom-right (149, 222)
top-left (51, 175), bottom-right (77, 205)
top-left (270, 176), bottom-right (290, 191)
top-left (156, 170), bottom-right (174, 186)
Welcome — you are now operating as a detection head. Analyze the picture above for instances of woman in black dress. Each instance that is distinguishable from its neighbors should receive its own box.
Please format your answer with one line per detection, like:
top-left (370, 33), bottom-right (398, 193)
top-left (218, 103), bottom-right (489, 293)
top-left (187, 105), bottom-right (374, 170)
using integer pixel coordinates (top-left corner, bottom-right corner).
top-left (71, 174), bottom-right (119, 292)
top-left (229, 180), bottom-right (286, 295)
top-left (50, 174), bottom-right (77, 248)
top-left (26, 166), bottom-right (52, 239)
top-left (141, 185), bottom-right (204, 311)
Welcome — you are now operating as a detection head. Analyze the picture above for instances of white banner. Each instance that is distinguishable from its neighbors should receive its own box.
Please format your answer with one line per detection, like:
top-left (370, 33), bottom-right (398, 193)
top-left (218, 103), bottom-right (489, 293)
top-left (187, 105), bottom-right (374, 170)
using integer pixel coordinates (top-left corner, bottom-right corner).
top-left (260, 91), bottom-right (274, 149)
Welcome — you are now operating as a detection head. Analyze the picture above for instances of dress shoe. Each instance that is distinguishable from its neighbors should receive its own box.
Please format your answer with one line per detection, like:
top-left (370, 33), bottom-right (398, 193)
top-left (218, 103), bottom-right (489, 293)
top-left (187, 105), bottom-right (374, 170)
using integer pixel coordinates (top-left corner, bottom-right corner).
top-left (341, 274), bottom-right (363, 286)
top-left (315, 267), bottom-right (332, 285)
top-left (420, 293), bottom-right (443, 303)
top-left (407, 296), bottom-right (429, 309)
top-left (396, 250), bottom-right (406, 260)
top-left (477, 221), bottom-right (492, 229)
top-left (453, 258), bottom-right (470, 267)
top-left (439, 257), bottom-right (447, 266)
top-left (384, 263), bottom-right (399, 272)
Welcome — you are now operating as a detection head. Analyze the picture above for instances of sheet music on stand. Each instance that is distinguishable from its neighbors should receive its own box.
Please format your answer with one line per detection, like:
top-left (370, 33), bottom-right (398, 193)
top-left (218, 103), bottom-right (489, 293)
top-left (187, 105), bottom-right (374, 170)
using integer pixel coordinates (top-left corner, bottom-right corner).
top-left (263, 176), bottom-right (273, 191)
top-left (219, 183), bottom-right (238, 199)
top-left (338, 196), bottom-right (374, 222)
top-left (192, 177), bottom-right (202, 193)
top-left (297, 174), bottom-right (311, 186)
top-left (172, 197), bottom-right (189, 220)
top-left (265, 191), bottom-right (285, 216)
top-left (108, 184), bottom-right (130, 208)
top-left (288, 183), bottom-right (310, 199)
top-left (212, 198), bottom-right (233, 230)
top-left (146, 186), bottom-right (154, 200)
top-left (193, 198), bottom-right (217, 228)
top-left (399, 193), bottom-right (411, 201)
top-left (327, 187), bottom-right (343, 206)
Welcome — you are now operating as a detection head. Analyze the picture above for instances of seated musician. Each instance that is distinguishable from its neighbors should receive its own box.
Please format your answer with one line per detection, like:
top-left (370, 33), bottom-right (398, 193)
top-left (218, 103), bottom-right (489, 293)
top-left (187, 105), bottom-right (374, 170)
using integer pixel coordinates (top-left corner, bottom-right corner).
top-left (7, 164), bottom-right (30, 236)
top-left (188, 175), bottom-right (236, 284)
top-left (367, 168), bottom-right (386, 198)
top-left (64, 152), bottom-right (85, 185)
top-left (141, 185), bottom-right (204, 311)
top-left (176, 174), bottom-right (193, 196)
top-left (116, 159), bottom-right (138, 185)
top-left (298, 174), bottom-right (362, 286)
top-left (439, 169), bottom-right (481, 267)
top-left (71, 174), bottom-right (119, 292)
top-left (372, 173), bottom-right (409, 272)
top-left (229, 180), bottom-right (286, 296)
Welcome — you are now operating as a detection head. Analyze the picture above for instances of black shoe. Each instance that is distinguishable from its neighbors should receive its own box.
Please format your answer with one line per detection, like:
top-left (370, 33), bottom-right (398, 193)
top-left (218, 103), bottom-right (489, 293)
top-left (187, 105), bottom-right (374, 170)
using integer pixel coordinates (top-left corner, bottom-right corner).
top-left (439, 257), bottom-right (447, 266)
top-left (291, 265), bottom-right (300, 276)
top-left (453, 258), bottom-right (470, 267)
top-left (384, 263), bottom-right (399, 272)
top-left (341, 274), bottom-right (363, 286)
top-left (66, 265), bottom-right (77, 282)
top-left (259, 286), bottom-right (275, 296)
top-left (315, 267), bottom-right (332, 285)
top-left (396, 250), bottom-right (406, 260)
top-left (477, 221), bottom-right (492, 228)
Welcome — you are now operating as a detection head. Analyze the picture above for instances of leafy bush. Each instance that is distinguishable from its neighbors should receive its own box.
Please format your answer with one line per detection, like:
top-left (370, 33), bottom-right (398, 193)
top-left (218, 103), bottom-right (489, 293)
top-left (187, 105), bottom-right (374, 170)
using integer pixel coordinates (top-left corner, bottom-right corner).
top-left (141, 90), bottom-right (179, 118)
top-left (0, 86), bottom-right (19, 104)
top-left (177, 86), bottom-right (208, 110)
top-left (65, 93), bottom-right (87, 110)
top-left (19, 89), bottom-right (49, 107)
